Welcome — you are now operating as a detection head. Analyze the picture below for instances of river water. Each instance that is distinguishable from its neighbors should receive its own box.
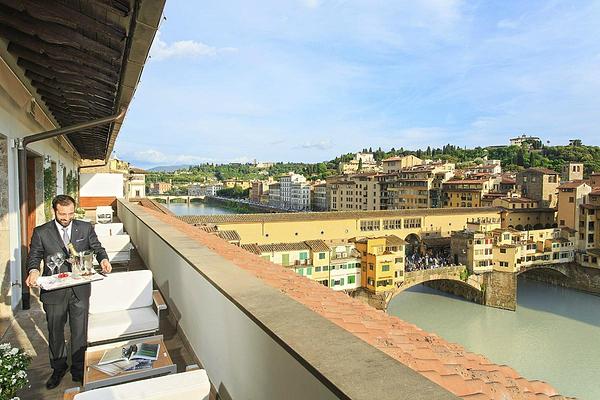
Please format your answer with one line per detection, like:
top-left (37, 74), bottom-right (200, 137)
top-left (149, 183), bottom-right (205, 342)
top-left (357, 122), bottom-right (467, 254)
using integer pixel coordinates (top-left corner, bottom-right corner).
top-left (165, 201), bottom-right (236, 216)
top-left (388, 277), bottom-right (600, 399)
top-left (168, 201), bottom-right (597, 398)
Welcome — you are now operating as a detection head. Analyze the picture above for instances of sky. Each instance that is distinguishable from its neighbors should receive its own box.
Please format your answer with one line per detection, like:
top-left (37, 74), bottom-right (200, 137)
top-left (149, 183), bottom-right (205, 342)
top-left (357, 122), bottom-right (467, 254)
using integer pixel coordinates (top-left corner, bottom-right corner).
top-left (113, 0), bottom-right (600, 169)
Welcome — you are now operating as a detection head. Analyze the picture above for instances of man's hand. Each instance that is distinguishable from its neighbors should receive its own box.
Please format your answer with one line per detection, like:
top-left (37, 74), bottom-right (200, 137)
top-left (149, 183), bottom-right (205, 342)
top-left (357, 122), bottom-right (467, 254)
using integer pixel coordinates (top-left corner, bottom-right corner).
top-left (100, 259), bottom-right (112, 274)
top-left (26, 270), bottom-right (40, 288)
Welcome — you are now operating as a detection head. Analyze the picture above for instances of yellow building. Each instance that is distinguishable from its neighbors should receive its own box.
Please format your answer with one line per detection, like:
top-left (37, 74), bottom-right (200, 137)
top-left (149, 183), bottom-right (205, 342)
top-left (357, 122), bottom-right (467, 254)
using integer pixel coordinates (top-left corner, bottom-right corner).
top-left (327, 173), bottom-right (381, 211)
top-left (223, 179), bottom-right (251, 190)
top-left (381, 155), bottom-right (423, 174)
top-left (451, 230), bottom-right (494, 273)
top-left (442, 177), bottom-right (493, 208)
top-left (354, 236), bottom-right (405, 293)
top-left (578, 189), bottom-right (600, 268)
top-left (389, 163), bottom-right (454, 209)
top-left (499, 207), bottom-right (556, 231)
top-left (557, 181), bottom-right (591, 230)
top-left (492, 197), bottom-right (539, 209)
top-left (181, 208), bottom-right (503, 245)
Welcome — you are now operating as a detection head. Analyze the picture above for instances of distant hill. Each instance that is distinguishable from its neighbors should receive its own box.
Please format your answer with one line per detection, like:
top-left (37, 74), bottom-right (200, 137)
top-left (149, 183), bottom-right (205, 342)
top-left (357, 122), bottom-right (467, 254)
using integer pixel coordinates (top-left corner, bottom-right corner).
top-left (147, 165), bottom-right (192, 172)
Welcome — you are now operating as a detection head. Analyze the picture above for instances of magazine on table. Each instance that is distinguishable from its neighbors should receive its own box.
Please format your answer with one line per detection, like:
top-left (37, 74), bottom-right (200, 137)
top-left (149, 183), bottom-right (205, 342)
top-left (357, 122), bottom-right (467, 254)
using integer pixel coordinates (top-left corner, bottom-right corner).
top-left (98, 343), bottom-right (160, 366)
top-left (91, 360), bottom-right (153, 376)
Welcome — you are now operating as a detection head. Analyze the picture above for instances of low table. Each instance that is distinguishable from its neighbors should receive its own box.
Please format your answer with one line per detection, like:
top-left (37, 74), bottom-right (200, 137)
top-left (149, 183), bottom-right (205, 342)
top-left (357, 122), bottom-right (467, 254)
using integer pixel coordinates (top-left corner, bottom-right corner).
top-left (83, 335), bottom-right (176, 391)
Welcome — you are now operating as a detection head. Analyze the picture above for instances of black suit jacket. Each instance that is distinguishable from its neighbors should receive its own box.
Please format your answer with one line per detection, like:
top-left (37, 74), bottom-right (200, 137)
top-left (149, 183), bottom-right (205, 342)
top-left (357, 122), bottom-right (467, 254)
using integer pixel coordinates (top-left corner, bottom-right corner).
top-left (27, 219), bottom-right (109, 305)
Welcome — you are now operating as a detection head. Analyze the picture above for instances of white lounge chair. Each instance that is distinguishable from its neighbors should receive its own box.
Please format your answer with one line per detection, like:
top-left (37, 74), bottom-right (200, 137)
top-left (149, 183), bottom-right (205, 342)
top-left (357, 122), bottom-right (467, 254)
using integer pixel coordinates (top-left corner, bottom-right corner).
top-left (88, 270), bottom-right (166, 344)
top-left (68, 369), bottom-right (210, 400)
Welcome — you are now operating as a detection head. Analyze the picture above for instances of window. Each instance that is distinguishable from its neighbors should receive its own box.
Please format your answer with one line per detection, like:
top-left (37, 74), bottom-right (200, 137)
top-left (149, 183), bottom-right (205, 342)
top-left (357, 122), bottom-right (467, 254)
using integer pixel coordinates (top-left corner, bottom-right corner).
top-left (319, 252), bottom-right (326, 260)
top-left (360, 219), bottom-right (381, 231)
top-left (395, 257), bottom-right (403, 264)
top-left (315, 267), bottom-right (321, 272)
top-left (306, 267), bottom-right (312, 275)
top-left (348, 275), bottom-right (356, 284)
top-left (369, 263), bottom-right (374, 271)
top-left (261, 255), bottom-right (270, 260)
top-left (297, 268), bottom-right (304, 275)
top-left (383, 219), bottom-right (402, 230)
top-left (500, 248), bottom-right (506, 253)
top-left (404, 218), bottom-right (421, 228)
top-left (381, 264), bottom-right (390, 272)
top-left (323, 266), bottom-right (329, 271)
top-left (299, 252), bottom-right (308, 260)
top-left (569, 197), bottom-right (574, 203)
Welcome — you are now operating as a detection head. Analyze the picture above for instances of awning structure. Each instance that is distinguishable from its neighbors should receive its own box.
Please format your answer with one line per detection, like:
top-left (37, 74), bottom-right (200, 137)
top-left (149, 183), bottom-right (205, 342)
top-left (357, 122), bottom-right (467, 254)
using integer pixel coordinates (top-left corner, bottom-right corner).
top-left (0, 0), bottom-right (165, 161)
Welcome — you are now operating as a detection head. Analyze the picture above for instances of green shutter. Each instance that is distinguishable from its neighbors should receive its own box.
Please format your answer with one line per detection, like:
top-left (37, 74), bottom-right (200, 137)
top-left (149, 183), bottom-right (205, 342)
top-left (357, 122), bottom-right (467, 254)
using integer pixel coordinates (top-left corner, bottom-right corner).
top-left (307, 267), bottom-right (312, 275)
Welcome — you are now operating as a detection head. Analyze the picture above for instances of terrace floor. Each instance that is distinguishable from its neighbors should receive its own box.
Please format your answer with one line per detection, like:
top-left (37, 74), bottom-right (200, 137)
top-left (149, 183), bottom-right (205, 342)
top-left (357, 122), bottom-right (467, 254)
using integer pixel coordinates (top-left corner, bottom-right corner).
top-left (1, 247), bottom-right (197, 400)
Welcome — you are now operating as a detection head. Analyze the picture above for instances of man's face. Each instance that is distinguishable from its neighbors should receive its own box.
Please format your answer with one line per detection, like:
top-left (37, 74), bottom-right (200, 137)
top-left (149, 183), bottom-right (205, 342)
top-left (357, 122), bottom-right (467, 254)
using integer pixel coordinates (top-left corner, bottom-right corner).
top-left (54, 203), bottom-right (75, 227)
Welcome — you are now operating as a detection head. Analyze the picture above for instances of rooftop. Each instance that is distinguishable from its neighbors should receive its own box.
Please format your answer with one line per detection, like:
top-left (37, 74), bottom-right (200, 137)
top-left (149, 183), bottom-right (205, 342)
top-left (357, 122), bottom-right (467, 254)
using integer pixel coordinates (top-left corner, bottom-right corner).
top-left (178, 207), bottom-right (503, 225)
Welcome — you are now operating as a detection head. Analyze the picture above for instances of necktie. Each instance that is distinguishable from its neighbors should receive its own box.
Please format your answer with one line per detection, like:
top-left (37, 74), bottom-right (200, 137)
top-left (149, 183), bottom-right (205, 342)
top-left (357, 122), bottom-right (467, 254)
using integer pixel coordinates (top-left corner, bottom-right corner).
top-left (62, 228), bottom-right (70, 247)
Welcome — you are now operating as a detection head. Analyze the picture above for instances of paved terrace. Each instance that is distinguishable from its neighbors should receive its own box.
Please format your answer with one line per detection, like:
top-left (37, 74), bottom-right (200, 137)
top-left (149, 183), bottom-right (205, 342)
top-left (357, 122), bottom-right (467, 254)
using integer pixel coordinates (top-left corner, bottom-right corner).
top-left (126, 200), bottom-right (570, 400)
top-left (1, 230), bottom-right (198, 399)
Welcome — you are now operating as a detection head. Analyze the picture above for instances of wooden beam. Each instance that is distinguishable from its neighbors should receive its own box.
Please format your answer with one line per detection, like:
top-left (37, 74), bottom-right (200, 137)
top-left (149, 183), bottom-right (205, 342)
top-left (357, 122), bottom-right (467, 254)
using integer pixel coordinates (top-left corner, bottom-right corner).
top-left (0, 4), bottom-right (122, 60)
top-left (9, 42), bottom-right (119, 82)
top-left (0, 27), bottom-right (119, 75)
top-left (19, 59), bottom-right (117, 92)
top-left (0, 0), bottom-right (127, 38)
top-left (24, 70), bottom-right (116, 99)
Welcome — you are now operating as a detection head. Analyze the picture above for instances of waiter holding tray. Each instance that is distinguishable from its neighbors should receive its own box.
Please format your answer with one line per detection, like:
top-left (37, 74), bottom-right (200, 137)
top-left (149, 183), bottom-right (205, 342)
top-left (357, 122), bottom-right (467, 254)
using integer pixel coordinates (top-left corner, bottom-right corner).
top-left (25, 195), bottom-right (112, 389)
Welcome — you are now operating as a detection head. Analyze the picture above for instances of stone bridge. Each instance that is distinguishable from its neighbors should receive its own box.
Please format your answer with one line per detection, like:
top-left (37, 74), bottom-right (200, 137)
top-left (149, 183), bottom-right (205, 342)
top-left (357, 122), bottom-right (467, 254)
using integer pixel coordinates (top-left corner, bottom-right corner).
top-left (147, 195), bottom-right (205, 204)
top-left (352, 266), bottom-right (487, 310)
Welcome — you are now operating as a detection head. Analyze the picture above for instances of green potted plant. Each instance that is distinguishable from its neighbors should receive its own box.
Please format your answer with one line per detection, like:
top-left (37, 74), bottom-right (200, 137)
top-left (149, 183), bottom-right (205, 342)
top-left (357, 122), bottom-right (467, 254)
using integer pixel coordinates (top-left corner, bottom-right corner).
top-left (0, 343), bottom-right (31, 400)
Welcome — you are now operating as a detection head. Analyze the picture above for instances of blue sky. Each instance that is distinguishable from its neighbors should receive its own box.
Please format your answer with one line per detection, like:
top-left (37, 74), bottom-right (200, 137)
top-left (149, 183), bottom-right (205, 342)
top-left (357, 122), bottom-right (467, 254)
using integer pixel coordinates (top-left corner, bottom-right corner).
top-left (114, 1), bottom-right (600, 168)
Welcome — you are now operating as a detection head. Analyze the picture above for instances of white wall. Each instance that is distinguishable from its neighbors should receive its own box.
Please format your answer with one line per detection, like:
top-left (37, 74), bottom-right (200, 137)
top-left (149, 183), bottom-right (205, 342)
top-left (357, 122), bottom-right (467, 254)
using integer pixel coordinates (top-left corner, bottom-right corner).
top-left (118, 201), bottom-right (338, 400)
top-left (80, 173), bottom-right (124, 197)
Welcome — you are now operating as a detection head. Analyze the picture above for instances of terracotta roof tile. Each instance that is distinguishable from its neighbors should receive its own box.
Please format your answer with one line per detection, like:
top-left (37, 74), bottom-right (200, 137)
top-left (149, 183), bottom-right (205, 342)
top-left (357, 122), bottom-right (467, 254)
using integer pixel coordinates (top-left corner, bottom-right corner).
top-left (142, 205), bottom-right (572, 400)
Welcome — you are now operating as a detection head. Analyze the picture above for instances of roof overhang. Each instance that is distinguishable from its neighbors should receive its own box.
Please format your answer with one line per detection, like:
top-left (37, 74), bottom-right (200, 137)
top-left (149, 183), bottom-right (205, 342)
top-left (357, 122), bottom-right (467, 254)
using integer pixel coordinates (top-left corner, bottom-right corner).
top-left (0, 0), bottom-right (165, 162)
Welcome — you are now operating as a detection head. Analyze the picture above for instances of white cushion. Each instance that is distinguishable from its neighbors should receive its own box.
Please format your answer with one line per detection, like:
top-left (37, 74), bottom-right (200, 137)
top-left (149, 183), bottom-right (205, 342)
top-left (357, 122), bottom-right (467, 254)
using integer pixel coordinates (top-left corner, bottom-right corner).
top-left (87, 307), bottom-right (158, 343)
top-left (89, 270), bottom-right (153, 314)
top-left (93, 223), bottom-right (124, 236)
top-left (98, 235), bottom-right (132, 252)
top-left (74, 369), bottom-right (210, 400)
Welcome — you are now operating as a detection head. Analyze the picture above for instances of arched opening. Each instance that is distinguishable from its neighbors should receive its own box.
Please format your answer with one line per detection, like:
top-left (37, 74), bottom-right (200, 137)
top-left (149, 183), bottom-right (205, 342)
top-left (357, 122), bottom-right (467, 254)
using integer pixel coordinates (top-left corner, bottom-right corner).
top-left (533, 223), bottom-right (544, 230)
top-left (153, 198), bottom-right (167, 204)
top-left (190, 198), bottom-right (204, 203)
top-left (169, 198), bottom-right (187, 204)
top-left (404, 233), bottom-right (421, 258)
top-left (508, 225), bottom-right (514, 229)
top-left (515, 224), bottom-right (524, 230)
top-left (524, 224), bottom-right (533, 230)
top-left (391, 278), bottom-right (484, 305)
top-left (544, 223), bottom-right (552, 229)
top-left (551, 223), bottom-right (558, 228)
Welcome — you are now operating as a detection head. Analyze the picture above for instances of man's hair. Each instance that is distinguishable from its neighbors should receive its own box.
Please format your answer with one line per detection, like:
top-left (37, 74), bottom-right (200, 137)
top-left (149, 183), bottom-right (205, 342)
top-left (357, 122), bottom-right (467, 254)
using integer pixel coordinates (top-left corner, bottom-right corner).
top-left (52, 195), bottom-right (76, 211)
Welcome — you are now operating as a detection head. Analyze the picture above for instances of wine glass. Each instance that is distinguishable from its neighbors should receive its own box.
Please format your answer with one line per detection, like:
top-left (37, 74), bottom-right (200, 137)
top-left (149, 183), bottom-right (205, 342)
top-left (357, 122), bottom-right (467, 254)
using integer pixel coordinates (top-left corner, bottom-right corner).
top-left (49, 252), bottom-right (66, 275)
top-left (45, 257), bottom-right (57, 276)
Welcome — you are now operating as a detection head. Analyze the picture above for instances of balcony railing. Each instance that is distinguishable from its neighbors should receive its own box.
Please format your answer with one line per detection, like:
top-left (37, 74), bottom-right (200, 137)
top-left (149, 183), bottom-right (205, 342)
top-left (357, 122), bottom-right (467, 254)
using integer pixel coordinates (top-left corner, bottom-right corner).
top-left (117, 200), bottom-right (456, 400)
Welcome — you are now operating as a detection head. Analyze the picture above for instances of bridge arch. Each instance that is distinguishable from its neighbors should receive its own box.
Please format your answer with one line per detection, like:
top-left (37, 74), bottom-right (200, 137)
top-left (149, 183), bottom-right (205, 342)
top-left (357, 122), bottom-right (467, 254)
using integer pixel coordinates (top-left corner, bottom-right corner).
top-left (517, 264), bottom-right (569, 278)
top-left (404, 233), bottom-right (421, 257)
top-left (388, 266), bottom-right (483, 306)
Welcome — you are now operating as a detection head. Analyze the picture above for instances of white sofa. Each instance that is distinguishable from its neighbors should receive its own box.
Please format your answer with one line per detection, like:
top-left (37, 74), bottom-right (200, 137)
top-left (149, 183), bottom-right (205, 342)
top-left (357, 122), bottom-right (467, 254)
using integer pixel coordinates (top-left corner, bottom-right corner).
top-left (93, 222), bottom-right (124, 236)
top-left (96, 234), bottom-right (132, 264)
top-left (88, 270), bottom-right (166, 344)
top-left (95, 206), bottom-right (114, 224)
top-left (71, 369), bottom-right (210, 400)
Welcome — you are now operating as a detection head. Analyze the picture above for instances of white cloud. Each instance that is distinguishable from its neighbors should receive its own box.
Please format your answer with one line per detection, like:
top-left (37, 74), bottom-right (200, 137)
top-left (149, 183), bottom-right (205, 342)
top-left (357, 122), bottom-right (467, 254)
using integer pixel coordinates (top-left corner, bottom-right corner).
top-left (126, 149), bottom-right (214, 165)
top-left (303, 0), bottom-right (320, 9)
top-left (497, 19), bottom-right (519, 29)
top-left (150, 31), bottom-right (237, 61)
top-left (299, 140), bottom-right (332, 150)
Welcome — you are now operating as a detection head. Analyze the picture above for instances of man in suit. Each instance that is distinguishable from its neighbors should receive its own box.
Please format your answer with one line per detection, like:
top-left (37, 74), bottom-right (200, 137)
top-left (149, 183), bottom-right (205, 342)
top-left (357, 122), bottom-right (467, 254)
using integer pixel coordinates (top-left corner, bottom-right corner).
top-left (25, 195), bottom-right (112, 389)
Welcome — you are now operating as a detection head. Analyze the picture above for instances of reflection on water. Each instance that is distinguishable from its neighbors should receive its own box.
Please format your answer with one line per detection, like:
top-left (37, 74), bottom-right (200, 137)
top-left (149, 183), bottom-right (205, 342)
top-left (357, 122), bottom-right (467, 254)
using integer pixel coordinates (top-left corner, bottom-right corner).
top-left (388, 277), bottom-right (600, 399)
top-left (165, 202), bottom-right (236, 216)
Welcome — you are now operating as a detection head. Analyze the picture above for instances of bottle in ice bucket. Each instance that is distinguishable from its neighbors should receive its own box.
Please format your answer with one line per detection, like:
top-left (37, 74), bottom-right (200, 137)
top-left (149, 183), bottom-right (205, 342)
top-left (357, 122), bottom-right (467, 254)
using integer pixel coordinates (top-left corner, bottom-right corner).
top-left (67, 243), bottom-right (82, 275)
